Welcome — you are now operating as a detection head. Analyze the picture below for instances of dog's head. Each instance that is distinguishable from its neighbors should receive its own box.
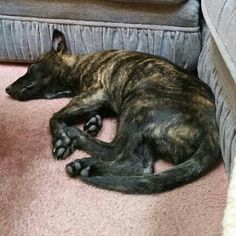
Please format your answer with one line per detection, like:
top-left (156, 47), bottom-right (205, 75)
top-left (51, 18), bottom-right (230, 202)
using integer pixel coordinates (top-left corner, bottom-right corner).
top-left (5, 29), bottom-right (74, 101)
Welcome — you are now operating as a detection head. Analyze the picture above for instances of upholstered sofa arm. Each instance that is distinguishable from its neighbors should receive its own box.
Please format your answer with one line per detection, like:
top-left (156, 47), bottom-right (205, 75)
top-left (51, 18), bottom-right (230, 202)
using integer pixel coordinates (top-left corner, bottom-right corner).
top-left (198, 0), bottom-right (236, 175)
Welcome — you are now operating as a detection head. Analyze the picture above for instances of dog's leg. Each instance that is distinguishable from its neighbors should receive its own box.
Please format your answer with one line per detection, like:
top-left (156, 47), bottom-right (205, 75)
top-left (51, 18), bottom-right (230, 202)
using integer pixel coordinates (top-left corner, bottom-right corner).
top-left (65, 143), bottom-right (154, 178)
top-left (66, 126), bottom-right (130, 161)
top-left (66, 127), bottom-right (154, 173)
top-left (50, 90), bottom-right (107, 159)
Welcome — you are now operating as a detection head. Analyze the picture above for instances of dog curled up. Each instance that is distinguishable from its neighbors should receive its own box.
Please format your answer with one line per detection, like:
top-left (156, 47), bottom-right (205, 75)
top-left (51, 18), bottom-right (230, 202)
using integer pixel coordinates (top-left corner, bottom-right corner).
top-left (6, 29), bottom-right (221, 194)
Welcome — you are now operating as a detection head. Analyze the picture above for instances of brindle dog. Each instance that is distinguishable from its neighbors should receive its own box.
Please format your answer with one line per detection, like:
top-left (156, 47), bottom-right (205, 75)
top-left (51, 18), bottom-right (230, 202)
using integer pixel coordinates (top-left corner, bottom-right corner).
top-left (6, 29), bottom-right (221, 194)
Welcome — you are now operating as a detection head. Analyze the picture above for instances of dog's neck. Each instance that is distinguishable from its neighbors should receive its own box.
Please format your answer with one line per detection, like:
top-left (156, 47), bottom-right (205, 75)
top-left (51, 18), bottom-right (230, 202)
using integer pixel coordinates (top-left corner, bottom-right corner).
top-left (61, 54), bottom-right (78, 67)
top-left (56, 53), bottom-right (100, 97)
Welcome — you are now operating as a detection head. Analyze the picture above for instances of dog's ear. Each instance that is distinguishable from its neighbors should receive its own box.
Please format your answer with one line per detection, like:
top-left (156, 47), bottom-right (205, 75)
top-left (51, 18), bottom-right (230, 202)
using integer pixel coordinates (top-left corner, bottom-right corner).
top-left (52, 29), bottom-right (68, 54)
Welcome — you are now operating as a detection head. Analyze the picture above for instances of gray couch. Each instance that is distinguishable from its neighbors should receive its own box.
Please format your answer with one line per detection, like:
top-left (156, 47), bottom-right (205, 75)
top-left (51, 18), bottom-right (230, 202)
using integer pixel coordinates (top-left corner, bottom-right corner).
top-left (198, 0), bottom-right (236, 175)
top-left (0, 0), bottom-right (235, 175)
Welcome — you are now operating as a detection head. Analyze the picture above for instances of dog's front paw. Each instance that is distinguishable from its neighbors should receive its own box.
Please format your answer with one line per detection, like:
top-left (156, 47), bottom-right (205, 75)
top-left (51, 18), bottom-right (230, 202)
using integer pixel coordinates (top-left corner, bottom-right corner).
top-left (83, 114), bottom-right (102, 136)
top-left (53, 127), bottom-right (78, 160)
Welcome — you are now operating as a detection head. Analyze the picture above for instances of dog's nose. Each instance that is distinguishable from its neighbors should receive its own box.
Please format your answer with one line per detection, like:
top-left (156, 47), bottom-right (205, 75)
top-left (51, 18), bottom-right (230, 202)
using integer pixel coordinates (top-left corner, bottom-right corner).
top-left (5, 85), bottom-right (12, 95)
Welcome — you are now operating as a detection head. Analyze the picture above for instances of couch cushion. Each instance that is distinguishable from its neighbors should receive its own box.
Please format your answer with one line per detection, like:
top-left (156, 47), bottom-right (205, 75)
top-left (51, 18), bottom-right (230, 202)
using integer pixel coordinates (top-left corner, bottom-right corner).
top-left (0, 0), bottom-right (200, 27)
top-left (202, 0), bottom-right (236, 83)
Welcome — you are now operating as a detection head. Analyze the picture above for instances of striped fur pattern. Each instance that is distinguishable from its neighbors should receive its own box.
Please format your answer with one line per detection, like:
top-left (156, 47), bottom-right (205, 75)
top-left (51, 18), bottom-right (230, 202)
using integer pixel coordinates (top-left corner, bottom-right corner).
top-left (5, 30), bottom-right (221, 194)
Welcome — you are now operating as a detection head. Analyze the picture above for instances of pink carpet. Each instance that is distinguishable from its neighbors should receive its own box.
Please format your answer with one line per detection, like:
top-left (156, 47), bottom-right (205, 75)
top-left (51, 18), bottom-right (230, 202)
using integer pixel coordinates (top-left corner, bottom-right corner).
top-left (0, 63), bottom-right (228, 236)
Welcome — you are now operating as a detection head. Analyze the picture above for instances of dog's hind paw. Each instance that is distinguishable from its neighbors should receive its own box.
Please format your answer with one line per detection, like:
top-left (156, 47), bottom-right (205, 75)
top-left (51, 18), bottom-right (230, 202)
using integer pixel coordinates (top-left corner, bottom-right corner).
top-left (66, 159), bottom-right (82, 177)
top-left (66, 158), bottom-right (94, 177)
top-left (83, 114), bottom-right (102, 136)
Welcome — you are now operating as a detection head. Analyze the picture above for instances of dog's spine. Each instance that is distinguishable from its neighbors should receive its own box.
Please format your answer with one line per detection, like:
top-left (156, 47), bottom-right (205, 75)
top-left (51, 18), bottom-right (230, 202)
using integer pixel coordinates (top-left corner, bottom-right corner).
top-left (79, 134), bottom-right (220, 194)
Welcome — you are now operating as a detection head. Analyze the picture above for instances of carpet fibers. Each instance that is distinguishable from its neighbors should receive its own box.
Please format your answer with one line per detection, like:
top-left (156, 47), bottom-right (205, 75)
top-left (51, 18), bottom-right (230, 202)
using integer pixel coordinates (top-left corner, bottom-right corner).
top-left (0, 63), bottom-right (228, 236)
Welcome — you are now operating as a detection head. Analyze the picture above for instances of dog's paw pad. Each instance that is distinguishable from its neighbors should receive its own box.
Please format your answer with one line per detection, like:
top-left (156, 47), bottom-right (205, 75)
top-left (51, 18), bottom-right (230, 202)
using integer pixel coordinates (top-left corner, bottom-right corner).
top-left (84, 114), bottom-right (102, 136)
top-left (66, 160), bottom-right (82, 177)
top-left (66, 158), bottom-right (94, 177)
top-left (55, 147), bottom-right (66, 157)
top-left (55, 140), bottom-right (63, 147)
top-left (80, 166), bottom-right (91, 177)
top-left (53, 127), bottom-right (79, 160)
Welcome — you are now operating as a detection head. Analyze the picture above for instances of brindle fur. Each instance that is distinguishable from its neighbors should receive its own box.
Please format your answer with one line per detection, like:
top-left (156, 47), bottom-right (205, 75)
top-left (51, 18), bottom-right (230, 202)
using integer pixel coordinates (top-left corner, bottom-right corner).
top-left (6, 29), bottom-right (221, 194)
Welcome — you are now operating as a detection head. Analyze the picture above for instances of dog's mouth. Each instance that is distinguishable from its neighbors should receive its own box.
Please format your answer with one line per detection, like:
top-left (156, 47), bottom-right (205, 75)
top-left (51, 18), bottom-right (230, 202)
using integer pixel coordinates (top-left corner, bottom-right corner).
top-left (6, 89), bottom-right (29, 101)
top-left (5, 84), bottom-right (38, 101)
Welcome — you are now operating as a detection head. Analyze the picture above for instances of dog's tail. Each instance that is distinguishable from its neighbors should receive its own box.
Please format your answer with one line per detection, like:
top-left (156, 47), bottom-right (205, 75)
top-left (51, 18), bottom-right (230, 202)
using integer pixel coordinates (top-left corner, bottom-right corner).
top-left (80, 137), bottom-right (220, 194)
